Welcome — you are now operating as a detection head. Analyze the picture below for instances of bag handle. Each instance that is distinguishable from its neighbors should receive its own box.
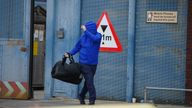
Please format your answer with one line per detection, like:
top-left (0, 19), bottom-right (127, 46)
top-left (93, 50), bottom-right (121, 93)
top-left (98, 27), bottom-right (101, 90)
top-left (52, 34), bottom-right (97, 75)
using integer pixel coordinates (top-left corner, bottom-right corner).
top-left (62, 54), bottom-right (75, 65)
top-left (62, 56), bottom-right (67, 65)
top-left (69, 54), bottom-right (75, 63)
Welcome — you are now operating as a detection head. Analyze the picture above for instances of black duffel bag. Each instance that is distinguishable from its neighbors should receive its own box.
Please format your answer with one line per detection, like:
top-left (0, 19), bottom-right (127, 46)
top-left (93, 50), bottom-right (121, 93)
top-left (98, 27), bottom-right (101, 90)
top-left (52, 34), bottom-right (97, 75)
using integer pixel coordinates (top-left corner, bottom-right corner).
top-left (51, 55), bottom-right (82, 84)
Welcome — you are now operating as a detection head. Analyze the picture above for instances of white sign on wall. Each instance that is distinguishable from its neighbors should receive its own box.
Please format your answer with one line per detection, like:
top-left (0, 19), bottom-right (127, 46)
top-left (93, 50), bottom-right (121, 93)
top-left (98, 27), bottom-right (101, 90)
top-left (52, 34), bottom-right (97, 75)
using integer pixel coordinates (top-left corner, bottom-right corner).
top-left (147, 11), bottom-right (178, 23)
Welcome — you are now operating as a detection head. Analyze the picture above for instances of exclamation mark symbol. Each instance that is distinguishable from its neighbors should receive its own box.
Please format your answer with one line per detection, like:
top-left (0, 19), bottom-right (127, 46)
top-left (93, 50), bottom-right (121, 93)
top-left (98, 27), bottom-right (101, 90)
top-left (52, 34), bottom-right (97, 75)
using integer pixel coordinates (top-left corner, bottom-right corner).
top-left (101, 25), bottom-right (107, 45)
top-left (102, 34), bottom-right (105, 45)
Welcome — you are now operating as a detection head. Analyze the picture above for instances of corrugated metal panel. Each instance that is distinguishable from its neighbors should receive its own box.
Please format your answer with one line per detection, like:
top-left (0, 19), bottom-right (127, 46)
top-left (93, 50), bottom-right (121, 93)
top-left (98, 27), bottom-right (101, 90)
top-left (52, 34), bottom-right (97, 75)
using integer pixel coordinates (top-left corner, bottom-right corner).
top-left (0, 0), bottom-right (24, 39)
top-left (0, 0), bottom-right (31, 99)
top-left (0, 0), bottom-right (9, 38)
top-left (48, 0), bottom-right (81, 98)
top-left (81, 0), bottom-right (129, 101)
top-left (134, 0), bottom-right (188, 104)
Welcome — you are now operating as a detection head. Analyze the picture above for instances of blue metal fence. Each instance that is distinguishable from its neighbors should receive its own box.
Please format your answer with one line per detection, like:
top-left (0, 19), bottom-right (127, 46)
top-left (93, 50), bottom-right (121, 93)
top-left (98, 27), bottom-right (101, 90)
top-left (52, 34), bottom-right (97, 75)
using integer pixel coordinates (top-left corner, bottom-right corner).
top-left (44, 0), bottom-right (189, 104)
top-left (81, 0), bottom-right (129, 101)
top-left (134, 0), bottom-right (188, 104)
top-left (0, 0), bottom-right (24, 39)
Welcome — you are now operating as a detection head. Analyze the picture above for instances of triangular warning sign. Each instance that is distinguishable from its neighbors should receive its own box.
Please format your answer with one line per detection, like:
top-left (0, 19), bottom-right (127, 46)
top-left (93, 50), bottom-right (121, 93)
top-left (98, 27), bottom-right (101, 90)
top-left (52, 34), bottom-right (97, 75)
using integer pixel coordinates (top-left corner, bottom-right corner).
top-left (97, 11), bottom-right (123, 52)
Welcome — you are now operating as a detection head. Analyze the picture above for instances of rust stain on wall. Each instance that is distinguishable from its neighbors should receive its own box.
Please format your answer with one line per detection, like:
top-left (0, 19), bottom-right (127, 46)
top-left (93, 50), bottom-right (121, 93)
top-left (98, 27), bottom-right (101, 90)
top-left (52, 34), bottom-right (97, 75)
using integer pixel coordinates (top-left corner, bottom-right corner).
top-left (7, 40), bottom-right (25, 46)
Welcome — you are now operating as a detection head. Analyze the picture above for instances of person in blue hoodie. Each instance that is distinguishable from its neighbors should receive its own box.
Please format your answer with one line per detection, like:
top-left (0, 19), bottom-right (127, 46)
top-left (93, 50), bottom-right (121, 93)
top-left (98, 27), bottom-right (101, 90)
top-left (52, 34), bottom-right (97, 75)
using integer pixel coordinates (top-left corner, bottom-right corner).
top-left (64, 21), bottom-right (102, 105)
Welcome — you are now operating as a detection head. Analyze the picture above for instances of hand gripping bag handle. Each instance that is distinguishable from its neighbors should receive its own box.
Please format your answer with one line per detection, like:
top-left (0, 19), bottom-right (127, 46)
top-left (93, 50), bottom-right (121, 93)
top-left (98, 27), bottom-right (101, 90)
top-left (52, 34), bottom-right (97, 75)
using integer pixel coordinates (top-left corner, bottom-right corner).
top-left (62, 54), bottom-right (75, 65)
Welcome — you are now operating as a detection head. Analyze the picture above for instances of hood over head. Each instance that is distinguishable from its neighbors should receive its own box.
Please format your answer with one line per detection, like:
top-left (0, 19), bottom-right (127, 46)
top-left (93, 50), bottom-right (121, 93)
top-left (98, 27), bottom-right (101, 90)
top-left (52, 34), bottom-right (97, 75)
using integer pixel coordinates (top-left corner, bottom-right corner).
top-left (85, 21), bottom-right (97, 35)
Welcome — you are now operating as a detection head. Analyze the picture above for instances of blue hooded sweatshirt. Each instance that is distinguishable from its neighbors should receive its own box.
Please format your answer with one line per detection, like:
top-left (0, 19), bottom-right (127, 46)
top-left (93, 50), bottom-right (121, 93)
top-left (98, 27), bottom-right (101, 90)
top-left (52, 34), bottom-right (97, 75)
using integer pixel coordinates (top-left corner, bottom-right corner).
top-left (69, 21), bottom-right (102, 65)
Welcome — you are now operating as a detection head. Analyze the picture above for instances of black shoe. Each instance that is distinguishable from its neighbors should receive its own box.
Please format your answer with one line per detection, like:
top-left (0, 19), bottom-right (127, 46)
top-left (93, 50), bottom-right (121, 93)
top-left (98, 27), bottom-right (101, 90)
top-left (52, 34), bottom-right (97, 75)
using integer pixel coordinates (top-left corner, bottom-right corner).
top-left (89, 101), bottom-right (95, 105)
top-left (80, 101), bottom-right (86, 105)
top-left (79, 96), bottom-right (85, 105)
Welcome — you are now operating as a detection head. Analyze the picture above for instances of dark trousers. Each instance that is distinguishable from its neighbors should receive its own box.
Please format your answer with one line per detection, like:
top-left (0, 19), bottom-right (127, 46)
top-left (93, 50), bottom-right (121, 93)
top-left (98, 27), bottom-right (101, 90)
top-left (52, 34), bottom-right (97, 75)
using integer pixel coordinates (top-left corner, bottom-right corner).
top-left (79, 64), bottom-right (97, 102)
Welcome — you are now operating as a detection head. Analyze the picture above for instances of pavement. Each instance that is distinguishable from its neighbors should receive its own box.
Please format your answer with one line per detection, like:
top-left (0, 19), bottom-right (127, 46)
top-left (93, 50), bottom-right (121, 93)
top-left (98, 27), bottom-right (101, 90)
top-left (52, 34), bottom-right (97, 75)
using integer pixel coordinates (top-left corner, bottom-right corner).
top-left (0, 90), bottom-right (191, 108)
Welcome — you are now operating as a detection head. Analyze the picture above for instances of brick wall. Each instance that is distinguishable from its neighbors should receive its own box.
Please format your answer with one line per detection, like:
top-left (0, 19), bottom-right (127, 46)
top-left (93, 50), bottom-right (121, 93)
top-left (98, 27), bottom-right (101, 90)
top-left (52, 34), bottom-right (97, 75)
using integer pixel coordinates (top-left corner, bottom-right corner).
top-left (186, 0), bottom-right (192, 105)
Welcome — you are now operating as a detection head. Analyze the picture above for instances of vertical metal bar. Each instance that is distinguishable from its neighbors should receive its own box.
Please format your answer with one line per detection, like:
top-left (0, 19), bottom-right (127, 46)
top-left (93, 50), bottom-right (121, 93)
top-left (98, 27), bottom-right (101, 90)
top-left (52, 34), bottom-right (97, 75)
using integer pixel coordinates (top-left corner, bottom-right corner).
top-left (144, 87), bottom-right (147, 103)
top-left (77, 0), bottom-right (82, 96)
top-left (127, 0), bottom-right (136, 102)
top-left (29, 0), bottom-right (34, 99)
top-left (44, 0), bottom-right (55, 99)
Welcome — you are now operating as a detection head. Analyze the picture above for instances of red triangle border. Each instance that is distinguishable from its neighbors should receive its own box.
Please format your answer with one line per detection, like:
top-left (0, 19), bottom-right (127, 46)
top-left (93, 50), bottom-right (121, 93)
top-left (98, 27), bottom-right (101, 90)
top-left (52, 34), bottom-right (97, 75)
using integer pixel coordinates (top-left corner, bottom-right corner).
top-left (97, 11), bottom-right (123, 52)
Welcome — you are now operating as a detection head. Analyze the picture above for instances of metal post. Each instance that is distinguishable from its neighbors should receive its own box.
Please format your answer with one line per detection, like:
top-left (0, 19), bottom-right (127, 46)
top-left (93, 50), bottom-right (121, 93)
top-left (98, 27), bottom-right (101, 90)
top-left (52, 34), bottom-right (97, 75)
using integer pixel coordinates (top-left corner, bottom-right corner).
top-left (44, 0), bottom-right (55, 99)
top-left (29, 0), bottom-right (34, 99)
top-left (127, 0), bottom-right (136, 102)
top-left (144, 87), bottom-right (147, 103)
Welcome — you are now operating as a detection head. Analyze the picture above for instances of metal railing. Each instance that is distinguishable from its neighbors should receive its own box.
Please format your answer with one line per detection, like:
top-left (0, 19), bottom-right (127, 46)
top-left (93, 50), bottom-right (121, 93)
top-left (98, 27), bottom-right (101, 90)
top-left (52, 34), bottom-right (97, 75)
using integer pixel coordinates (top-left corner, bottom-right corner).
top-left (144, 87), bottom-right (192, 103)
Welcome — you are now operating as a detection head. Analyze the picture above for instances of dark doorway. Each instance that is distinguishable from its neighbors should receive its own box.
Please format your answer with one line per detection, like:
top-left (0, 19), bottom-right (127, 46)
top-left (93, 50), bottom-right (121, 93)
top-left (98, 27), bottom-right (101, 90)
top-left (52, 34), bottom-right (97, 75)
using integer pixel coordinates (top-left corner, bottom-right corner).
top-left (186, 0), bottom-right (192, 105)
top-left (32, 3), bottom-right (46, 90)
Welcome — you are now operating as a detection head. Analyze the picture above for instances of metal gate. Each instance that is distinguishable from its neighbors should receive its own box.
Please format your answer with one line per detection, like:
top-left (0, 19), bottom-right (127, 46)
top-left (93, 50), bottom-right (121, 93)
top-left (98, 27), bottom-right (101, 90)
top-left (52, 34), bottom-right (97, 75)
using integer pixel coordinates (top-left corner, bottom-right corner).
top-left (0, 0), bottom-right (32, 99)
top-left (81, 0), bottom-right (129, 101)
top-left (134, 0), bottom-right (188, 104)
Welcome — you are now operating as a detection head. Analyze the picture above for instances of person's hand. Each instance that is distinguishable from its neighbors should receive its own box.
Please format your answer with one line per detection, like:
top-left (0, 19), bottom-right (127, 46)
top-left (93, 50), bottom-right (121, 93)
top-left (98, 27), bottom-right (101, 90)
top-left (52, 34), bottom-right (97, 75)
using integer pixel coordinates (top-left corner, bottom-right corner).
top-left (81, 25), bottom-right (86, 31)
top-left (64, 52), bottom-right (69, 58)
